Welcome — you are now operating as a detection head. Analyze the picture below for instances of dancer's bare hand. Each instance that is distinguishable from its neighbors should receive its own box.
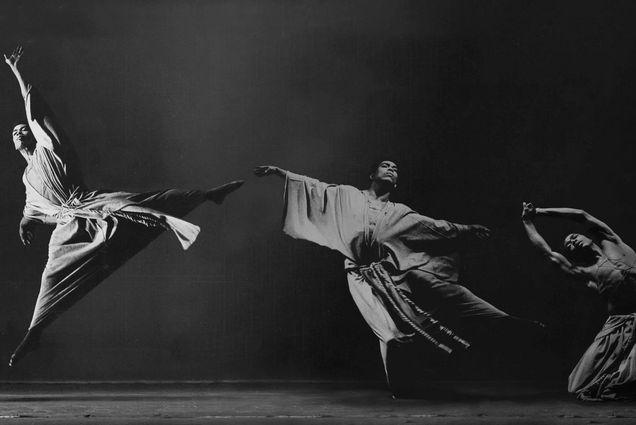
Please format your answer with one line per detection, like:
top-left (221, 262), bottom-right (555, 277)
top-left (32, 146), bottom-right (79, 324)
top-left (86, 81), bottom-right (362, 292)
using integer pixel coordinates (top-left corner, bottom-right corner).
top-left (4, 46), bottom-right (23, 69)
top-left (521, 202), bottom-right (536, 220)
top-left (254, 165), bottom-right (283, 177)
top-left (468, 224), bottom-right (491, 240)
top-left (19, 217), bottom-right (35, 246)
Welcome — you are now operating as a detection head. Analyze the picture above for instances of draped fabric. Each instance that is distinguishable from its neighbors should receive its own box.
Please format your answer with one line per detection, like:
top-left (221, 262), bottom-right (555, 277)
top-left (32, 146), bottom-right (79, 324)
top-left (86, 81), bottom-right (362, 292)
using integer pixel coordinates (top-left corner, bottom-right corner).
top-left (569, 314), bottom-right (636, 401)
top-left (355, 262), bottom-right (470, 354)
top-left (19, 86), bottom-right (206, 333)
top-left (283, 172), bottom-right (511, 372)
top-left (283, 172), bottom-right (464, 280)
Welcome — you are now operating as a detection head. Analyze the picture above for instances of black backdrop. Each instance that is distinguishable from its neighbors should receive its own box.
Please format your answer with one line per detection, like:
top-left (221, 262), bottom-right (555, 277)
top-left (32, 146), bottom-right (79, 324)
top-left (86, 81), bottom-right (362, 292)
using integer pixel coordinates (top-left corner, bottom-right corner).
top-left (0, 0), bottom-right (634, 381)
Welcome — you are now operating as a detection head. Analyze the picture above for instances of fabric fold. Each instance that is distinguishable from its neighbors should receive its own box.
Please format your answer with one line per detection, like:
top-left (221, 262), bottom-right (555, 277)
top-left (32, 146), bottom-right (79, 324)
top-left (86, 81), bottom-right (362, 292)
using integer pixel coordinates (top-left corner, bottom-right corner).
top-left (18, 87), bottom-right (208, 333)
top-left (282, 172), bottom-right (511, 372)
top-left (569, 314), bottom-right (636, 401)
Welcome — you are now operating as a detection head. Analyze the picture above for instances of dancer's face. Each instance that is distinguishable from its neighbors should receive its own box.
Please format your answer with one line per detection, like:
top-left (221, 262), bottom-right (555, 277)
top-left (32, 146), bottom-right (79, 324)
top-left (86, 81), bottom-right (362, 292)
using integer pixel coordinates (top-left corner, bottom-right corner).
top-left (371, 160), bottom-right (399, 186)
top-left (12, 124), bottom-right (35, 151)
top-left (564, 233), bottom-right (593, 252)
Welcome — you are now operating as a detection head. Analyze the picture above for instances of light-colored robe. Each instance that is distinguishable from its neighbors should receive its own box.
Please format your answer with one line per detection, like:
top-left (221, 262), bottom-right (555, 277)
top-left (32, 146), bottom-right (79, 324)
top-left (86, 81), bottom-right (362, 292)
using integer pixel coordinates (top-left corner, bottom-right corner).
top-left (19, 86), bottom-right (206, 332)
top-left (283, 172), bottom-right (509, 370)
top-left (568, 314), bottom-right (636, 401)
top-left (568, 256), bottom-right (636, 400)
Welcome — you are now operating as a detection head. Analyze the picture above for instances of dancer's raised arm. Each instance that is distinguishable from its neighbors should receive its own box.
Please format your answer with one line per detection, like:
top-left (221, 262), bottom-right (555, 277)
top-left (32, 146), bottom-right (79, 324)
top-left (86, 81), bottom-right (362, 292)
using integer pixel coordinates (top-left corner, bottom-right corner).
top-left (534, 207), bottom-right (620, 243)
top-left (521, 203), bottom-right (592, 280)
top-left (4, 46), bottom-right (28, 98)
top-left (4, 46), bottom-right (69, 153)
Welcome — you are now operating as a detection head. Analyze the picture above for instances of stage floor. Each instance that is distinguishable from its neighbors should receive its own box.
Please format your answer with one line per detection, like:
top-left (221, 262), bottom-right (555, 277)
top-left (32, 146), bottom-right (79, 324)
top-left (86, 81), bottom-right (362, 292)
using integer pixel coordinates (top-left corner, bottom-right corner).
top-left (0, 381), bottom-right (634, 424)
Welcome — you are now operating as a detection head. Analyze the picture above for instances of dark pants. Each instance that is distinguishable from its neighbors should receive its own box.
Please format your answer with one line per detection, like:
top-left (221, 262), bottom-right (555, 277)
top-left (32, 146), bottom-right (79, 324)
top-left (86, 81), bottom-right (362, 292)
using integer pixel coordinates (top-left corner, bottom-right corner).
top-left (386, 270), bottom-right (544, 396)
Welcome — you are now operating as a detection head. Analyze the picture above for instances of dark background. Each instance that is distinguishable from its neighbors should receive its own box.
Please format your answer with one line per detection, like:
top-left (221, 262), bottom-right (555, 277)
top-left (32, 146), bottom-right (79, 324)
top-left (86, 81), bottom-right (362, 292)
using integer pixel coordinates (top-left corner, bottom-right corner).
top-left (0, 0), bottom-right (634, 382)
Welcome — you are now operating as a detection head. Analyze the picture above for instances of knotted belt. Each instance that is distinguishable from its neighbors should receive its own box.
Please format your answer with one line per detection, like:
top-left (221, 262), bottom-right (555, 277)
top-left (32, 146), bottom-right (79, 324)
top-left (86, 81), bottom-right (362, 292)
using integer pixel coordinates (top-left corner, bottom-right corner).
top-left (353, 262), bottom-right (470, 354)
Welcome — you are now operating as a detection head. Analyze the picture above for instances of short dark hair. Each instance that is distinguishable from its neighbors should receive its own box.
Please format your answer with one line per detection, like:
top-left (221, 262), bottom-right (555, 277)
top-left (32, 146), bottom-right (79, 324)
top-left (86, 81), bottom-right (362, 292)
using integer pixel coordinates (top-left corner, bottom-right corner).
top-left (368, 160), bottom-right (398, 176)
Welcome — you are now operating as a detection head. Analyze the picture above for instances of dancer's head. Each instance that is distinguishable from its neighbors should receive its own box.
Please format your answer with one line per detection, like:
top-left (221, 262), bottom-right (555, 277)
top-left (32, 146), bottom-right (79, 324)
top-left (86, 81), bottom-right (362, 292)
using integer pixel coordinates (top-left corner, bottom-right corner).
top-left (368, 160), bottom-right (398, 191)
top-left (11, 123), bottom-right (35, 152)
top-left (563, 233), bottom-right (599, 266)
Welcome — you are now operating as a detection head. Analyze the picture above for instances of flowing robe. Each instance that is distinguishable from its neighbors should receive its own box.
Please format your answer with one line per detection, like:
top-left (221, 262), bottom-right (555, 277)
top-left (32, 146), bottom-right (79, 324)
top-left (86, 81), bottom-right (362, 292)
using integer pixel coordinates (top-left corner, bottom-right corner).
top-left (19, 86), bottom-right (207, 333)
top-left (568, 256), bottom-right (636, 400)
top-left (283, 173), bottom-right (510, 373)
top-left (568, 314), bottom-right (636, 400)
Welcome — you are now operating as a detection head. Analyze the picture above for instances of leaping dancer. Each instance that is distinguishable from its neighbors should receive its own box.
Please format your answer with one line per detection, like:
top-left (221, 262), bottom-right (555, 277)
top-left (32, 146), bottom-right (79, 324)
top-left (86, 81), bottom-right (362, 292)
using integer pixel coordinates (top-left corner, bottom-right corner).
top-left (5, 46), bottom-right (244, 366)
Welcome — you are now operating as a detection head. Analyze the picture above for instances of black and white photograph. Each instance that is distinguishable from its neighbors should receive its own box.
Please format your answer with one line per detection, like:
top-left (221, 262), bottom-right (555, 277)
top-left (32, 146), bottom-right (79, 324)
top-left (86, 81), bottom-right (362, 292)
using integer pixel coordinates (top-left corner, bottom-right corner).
top-left (1, 1), bottom-right (636, 424)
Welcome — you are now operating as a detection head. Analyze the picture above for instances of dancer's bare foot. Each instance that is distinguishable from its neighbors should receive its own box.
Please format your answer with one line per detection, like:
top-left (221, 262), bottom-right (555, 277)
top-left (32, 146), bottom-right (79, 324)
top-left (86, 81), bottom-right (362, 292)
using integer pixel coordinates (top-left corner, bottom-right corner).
top-left (206, 180), bottom-right (244, 205)
top-left (9, 329), bottom-right (41, 367)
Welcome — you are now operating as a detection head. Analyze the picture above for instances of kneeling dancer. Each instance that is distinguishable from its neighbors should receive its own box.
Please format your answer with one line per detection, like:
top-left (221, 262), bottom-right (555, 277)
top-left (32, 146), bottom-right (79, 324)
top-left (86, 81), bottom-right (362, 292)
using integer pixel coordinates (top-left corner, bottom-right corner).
top-left (522, 202), bottom-right (636, 401)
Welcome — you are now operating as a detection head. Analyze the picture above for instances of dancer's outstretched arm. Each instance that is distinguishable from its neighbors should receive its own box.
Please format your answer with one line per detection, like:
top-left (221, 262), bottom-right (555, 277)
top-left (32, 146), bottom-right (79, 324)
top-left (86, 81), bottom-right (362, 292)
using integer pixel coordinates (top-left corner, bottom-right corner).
top-left (533, 207), bottom-right (620, 243)
top-left (465, 224), bottom-right (491, 240)
top-left (254, 165), bottom-right (289, 179)
top-left (411, 211), bottom-right (491, 241)
top-left (521, 202), bottom-right (593, 282)
top-left (4, 46), bottom-right (28, 98)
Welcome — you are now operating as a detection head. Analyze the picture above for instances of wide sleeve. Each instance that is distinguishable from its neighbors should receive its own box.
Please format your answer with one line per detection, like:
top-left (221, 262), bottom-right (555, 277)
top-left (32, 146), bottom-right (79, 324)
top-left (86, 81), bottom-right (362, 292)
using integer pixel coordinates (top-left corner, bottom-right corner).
top-left (376, 205), bottom-right (465, 282)
top-left (24, 85), bottom-right (68, 152)
top-left (282, 172), bottom-right (358, 260)
top-left (23, 205), bottom-right (56, 225)
top-left (407, 211), bottom-right (469, 240)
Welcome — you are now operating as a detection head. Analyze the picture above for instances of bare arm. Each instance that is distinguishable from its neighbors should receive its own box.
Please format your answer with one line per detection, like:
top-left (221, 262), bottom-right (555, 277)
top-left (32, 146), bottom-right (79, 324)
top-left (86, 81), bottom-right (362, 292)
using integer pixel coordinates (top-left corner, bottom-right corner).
top-left (254, 165), bottom-right (289, 179)
top-left (4, 46), bottom-right (29, 99)
top-left (522, 203), bottom-right (591, 279)
top-left (535, 207), bottom-right (620, 242)
top-left (4, 46), bottom-right (68, 152)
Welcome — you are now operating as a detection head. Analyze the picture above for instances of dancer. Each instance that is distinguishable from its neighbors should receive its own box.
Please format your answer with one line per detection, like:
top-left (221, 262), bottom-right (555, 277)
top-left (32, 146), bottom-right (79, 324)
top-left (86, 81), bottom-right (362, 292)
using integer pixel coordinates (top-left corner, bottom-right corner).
top-left (255, 162), bottom-right (533, 393)
top-left (5, 46), bottom-right (243, 366)
top-left (522, 202), bottom-right (636, 400)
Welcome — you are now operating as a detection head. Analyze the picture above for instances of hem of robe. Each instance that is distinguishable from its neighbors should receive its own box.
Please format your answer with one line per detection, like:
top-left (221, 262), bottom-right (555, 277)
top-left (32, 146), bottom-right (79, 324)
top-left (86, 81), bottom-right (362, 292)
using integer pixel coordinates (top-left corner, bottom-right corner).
top-left (25, 190), bottom-right (209, 331)
top-left (568, 313), bottom-right (636, 401)
top-left (116, 203), bottom-right (200, 250)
